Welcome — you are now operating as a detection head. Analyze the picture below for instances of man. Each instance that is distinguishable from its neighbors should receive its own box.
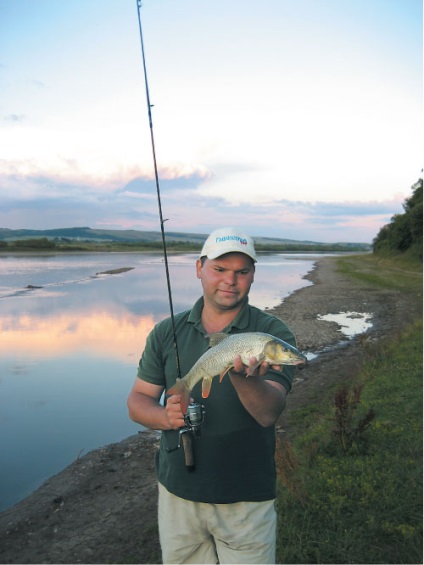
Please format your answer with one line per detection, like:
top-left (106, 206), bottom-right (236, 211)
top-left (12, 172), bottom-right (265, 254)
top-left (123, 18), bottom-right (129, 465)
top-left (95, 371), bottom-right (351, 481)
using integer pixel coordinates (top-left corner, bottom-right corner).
top-left (127, 226), bottom-right (297, 564)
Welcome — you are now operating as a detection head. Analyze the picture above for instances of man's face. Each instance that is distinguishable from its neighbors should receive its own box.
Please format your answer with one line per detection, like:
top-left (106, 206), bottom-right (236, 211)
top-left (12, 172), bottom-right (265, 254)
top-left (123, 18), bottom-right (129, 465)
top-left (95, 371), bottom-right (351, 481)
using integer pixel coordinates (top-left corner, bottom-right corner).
top-left (196, 252), bottom-right (255, 312)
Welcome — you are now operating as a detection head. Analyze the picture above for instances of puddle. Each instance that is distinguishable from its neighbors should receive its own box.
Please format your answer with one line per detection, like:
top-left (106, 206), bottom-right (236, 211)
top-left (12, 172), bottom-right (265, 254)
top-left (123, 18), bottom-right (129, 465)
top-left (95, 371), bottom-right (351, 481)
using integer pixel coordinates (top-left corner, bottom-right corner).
top-left (317, 311), bottom-right (373, 338)
top-left (299, 312), bottom-right (373, 364)
top-left (305, 351), bottom-right (319, 361)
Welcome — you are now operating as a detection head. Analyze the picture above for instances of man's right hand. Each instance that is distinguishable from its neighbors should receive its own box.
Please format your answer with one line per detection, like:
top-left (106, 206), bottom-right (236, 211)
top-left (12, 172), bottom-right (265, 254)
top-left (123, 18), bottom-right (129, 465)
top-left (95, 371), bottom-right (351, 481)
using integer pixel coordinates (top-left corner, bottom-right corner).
top-left (165, 394), bottom-right (186, 430)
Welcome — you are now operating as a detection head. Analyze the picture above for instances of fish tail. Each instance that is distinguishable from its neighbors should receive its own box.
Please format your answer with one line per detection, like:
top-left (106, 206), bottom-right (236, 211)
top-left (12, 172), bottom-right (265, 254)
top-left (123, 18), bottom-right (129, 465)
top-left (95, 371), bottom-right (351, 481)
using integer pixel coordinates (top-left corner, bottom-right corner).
top-left (167, 379), bottom-right (191, 415)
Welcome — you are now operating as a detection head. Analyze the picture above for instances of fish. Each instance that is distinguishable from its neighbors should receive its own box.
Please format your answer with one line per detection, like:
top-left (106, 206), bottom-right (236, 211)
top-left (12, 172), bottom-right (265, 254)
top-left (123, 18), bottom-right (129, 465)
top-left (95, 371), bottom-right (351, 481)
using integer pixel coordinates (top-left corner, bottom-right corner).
top-left (166, 331), bottom-right (307, 414)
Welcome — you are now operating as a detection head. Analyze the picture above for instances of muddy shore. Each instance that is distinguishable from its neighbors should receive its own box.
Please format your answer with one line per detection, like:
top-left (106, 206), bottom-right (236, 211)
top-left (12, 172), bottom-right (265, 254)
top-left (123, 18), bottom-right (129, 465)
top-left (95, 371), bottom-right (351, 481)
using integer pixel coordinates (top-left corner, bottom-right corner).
top-left (0, 256), bottom-right (418, 564)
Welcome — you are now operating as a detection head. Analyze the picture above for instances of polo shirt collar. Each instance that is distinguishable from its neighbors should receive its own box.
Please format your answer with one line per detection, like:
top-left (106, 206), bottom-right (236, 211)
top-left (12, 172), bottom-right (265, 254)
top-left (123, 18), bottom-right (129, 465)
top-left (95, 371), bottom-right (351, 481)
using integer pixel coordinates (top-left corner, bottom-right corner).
top-left (188, 297), bottom-right (251, 333)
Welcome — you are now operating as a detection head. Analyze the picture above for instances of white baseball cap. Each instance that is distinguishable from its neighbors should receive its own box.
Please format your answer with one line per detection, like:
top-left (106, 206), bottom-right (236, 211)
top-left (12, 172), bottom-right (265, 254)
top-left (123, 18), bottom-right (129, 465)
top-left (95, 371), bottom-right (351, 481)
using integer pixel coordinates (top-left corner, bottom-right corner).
top-left (200, 227), bottom-right (257, 262)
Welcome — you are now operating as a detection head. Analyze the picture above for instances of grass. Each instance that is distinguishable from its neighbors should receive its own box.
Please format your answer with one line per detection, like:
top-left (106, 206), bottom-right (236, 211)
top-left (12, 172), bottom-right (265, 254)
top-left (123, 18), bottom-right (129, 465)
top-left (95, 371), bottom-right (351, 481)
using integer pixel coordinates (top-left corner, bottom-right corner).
top-left (337, 253), bottom-right (423, 294)
top-left (275, 254), bottom-right (423, 564)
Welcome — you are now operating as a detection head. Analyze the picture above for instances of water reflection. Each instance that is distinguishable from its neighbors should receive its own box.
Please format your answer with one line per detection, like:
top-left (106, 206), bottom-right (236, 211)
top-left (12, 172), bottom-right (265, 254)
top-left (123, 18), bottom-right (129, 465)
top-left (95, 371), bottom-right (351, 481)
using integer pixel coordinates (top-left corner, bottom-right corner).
top-left (0, 310), bottom-right (155, 362)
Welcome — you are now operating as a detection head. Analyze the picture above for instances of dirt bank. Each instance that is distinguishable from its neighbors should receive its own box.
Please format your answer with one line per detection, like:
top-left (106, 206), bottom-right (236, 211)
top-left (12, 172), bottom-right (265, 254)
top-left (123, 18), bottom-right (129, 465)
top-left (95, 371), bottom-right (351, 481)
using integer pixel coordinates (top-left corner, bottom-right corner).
top-left (0, 257), bottom-right (418, 564)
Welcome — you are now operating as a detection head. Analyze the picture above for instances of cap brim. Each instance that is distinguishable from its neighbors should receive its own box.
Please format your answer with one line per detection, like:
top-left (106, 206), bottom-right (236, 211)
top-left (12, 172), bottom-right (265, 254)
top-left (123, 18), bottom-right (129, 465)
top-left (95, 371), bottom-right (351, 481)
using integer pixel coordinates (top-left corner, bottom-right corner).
top-left (204, 249), bottom-right (257, 262)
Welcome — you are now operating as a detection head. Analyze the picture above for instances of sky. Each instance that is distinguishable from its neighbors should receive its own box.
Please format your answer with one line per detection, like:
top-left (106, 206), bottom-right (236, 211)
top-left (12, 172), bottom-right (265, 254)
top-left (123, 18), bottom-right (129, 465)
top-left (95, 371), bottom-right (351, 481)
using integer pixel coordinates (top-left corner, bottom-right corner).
top-left (0, 0), bottom-right (422, 243)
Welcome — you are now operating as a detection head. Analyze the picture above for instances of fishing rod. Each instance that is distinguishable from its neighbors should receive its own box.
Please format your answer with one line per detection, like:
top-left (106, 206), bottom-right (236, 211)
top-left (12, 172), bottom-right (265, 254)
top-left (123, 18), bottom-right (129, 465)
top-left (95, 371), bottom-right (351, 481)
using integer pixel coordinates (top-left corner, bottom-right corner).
top-left (136, 2), bottom-right (205, 471)
top-left (136, 0), bottom-right (181, 380)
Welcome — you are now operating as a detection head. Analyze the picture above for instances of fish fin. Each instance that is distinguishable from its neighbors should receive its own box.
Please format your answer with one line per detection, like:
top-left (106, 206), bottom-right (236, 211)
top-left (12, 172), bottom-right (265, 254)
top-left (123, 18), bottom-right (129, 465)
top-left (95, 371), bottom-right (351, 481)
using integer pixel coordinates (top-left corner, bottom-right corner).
top-left (167, 379), bottom-right (190, 416)
top-left (246, 356), bottom-right (264, 377)
top-left (219, 365), bottom-right (233, 382)
top-left (202, 376), bottom-right (213, 398)
top-left (208, 332), bottom-right (230, 348)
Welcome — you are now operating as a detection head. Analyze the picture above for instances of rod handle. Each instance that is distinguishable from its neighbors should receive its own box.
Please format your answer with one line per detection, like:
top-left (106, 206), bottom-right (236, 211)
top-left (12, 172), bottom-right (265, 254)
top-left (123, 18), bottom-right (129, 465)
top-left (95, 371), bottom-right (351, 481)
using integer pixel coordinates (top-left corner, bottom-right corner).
top-left (182, 432), bottom-right (195, 472)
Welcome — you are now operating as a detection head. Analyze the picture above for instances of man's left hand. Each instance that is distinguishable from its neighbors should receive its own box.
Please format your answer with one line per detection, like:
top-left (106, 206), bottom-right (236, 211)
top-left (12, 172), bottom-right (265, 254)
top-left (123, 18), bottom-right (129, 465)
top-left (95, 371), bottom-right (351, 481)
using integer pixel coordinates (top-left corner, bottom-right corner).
top-left (230, 355), bottom-right (282, 378)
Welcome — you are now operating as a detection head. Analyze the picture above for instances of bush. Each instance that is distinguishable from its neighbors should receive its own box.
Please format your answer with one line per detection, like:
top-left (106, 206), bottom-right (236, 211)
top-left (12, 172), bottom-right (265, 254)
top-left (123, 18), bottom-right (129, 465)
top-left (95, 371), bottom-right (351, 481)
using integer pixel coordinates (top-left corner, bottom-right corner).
top-left (10, 238), bottom-right (56, 249)
top-left (373, 178), bottom-right (423, 260)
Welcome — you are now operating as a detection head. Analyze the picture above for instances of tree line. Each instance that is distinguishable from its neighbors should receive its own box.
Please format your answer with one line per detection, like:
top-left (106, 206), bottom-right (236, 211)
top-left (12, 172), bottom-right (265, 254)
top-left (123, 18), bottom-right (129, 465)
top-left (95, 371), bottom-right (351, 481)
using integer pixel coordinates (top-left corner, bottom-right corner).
top-left (0, 238), bottom-right (368, 253)
top-left (373, 177), bottom-right (423, 260)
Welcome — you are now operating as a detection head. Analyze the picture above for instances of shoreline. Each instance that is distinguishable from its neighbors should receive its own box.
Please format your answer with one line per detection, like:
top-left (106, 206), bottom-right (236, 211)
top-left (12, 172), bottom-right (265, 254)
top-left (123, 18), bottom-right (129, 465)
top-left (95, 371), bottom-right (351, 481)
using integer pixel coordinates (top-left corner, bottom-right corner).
top-left (0, 255), bottom-right (418, 564)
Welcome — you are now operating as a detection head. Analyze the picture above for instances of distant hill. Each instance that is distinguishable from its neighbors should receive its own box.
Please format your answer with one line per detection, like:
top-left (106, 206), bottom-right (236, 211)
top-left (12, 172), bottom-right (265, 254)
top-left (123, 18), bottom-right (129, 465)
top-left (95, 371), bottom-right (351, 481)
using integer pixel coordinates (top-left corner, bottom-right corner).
top-left (0, 227), bottom-right (371, 251)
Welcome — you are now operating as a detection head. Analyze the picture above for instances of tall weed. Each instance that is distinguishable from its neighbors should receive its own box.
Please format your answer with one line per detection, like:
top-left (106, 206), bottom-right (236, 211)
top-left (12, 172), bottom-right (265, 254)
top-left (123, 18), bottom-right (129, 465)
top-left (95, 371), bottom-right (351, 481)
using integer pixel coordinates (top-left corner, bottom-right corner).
top-left (332, 383), bottom-right (376, 453)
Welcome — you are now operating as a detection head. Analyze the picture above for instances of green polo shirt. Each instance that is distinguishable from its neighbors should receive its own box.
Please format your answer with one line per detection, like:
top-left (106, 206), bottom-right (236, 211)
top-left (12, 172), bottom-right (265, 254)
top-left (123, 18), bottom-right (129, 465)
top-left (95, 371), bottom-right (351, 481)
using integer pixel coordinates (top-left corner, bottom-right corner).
top-left (137, 297), bottom-right (297, 503)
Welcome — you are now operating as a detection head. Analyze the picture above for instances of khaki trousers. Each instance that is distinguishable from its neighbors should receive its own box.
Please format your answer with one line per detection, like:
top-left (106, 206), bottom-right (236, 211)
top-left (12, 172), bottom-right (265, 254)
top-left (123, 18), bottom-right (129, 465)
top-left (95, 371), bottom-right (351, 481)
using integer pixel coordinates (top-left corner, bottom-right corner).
top-left (158, 483), bottom-right (277, 564)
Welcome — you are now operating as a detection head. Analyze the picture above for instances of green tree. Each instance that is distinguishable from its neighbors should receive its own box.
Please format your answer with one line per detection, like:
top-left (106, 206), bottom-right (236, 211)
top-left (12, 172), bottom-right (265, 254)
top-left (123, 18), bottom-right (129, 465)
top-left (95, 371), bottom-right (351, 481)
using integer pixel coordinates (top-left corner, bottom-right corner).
top-left (11, 238), bottom-right (56, 250)
top-left (373, 178), bottom-right (423, 259)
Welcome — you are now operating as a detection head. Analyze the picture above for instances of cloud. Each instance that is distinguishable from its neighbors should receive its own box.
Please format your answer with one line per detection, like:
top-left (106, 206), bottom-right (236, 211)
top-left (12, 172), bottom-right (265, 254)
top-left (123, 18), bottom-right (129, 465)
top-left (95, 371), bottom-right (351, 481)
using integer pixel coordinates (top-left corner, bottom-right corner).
top-left (118, 165), bottom-right (213, 196)
top-left (0, 154), bottom-right (407, 243)
top-left (293, 199), bottom-right (402, 218)
top-left (3, 114), bottom-right (26, 122)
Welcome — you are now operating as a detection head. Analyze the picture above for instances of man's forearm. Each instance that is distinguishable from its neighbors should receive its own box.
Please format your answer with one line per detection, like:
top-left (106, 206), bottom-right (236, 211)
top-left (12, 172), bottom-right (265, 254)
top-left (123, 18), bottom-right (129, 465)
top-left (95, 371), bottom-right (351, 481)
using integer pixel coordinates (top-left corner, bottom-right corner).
top-left (229, 373), bottom-right (287, 427)
top-left (127, 392), bottom-right (172, 431)
top-left (127, 388), bottom-right (188, 431)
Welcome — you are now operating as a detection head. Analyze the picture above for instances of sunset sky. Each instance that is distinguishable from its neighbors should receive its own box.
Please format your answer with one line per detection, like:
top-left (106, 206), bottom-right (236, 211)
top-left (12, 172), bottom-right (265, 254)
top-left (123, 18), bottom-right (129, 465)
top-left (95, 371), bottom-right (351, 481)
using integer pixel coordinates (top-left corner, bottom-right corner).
top-left (1, 0), bottom-right (422, 243)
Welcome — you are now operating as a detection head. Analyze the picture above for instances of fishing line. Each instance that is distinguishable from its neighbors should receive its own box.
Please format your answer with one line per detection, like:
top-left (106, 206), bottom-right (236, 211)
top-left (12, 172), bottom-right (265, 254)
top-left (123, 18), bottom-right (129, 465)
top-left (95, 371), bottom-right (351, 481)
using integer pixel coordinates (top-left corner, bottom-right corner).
top-left (136, 0), bottom-right (182, 380)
